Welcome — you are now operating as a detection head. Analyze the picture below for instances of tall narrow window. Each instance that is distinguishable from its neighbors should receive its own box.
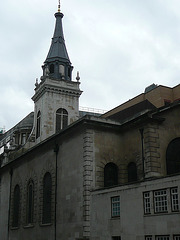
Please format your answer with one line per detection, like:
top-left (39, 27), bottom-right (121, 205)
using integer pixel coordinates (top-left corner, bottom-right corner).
top-left (143, 192), bottom-right (151, 214)
top-left (36, 111), bottom-right (41, 139)
top-left (128, 162), bottom-right (137, 182)
top-left (26, 180), bottom-right (34, 224)
top-left (42, 172), bottom-right (52, 224)
top-left (104, 163), bottom-right (118, 187)
top-left (12, 185), bottom-right (20, 228)
top-left (166, 138), bottom-right (180, 175)
top-left (111, 196), bottom-right (120, 217)
top-left (56, 108), bottom-right (68, 132)
top-left (49, 64), bottom-right (54, 74)
top-left (171, 187), bottom-right (179, 212)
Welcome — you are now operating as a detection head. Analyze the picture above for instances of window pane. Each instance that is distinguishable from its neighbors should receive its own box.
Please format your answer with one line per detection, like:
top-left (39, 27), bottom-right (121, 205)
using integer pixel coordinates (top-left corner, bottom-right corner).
top-left (145, 236), bottom-right (152, 240)
top-left (111, 196), bottom-right (120, 217)
top-left (104, 163), bottom-right (118, 187)
top-left (128, 162), bottom-right (137, 182)
top-left (154, 189), bottom-right (168, 213)
top-left (174, 236), bottom-right (180, 240)
top-left (144, 192), bottom-right (151, 214)
top-left (171, 188), bottom-right (179, 212)
top-left (27, 180), bottom-right (34, 224)
top-left (156, 236), bottom-right (170, 240)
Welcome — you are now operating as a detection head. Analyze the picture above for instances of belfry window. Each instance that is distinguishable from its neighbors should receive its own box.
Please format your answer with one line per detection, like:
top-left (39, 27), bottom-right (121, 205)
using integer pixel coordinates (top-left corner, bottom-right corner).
top-left (166, 138), bottom-right (180, 175)
top-left (36, 111), bottom-right (41, 139)
top-left (68, 67), bottom-right (71, 80)
top-left (49, 64), bottom-right (54, 74)
top-left (104, 163), bottom-right (118, 187)
top-left (12, 185), bottom-right (20, 228)
top-left (42, 172), bottom-right (52, 224)
top-left (26, 180), bottom-right (34, 224)
top-left (128, 162), bottom-right (137, 182)
top-left (56, 108), bottom-right (68, 132)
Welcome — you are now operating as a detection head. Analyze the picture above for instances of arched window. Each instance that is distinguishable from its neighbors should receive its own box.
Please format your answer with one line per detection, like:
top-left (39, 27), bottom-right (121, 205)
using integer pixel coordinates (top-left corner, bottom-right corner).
top-left (12, 185), bottom-right (20, 228)
top-left (166, 138), bottom-right (180, 175)
top-left (128, 162), bottom-right (137, 182)
top-left (26, 180), bottom-right (34, 224)
top-left (56, 108), bottom-right (68, 132)
top-left (49, 64), bottom-right (54, 74)
top-left (104, 163), bottom-right (118, 187)
top-left (36, 111), bottom-right (41, 139)
top-left (42, 172), bottom-right (52, 224)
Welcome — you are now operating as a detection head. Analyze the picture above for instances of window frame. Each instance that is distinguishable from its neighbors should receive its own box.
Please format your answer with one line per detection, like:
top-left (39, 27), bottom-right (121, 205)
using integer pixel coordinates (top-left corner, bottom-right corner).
top-left (174, 235), bottom-right (180, 240)
top-left (145, 236), bottom-right (152, 240)
top-left (111, 196), bottom-right (120, 218)
top-left (26, 179), bottom-right (34, 225)
top-left (153, 189), bottom-right (168, 214)
top-left (155, 236), bottom-right (170, 240)
top-left (170, 187), bottom-right (179, 212)
top-left (56, 108), bottom-right (68, 132)
top-left (143, 191), bottom-right (151, 215)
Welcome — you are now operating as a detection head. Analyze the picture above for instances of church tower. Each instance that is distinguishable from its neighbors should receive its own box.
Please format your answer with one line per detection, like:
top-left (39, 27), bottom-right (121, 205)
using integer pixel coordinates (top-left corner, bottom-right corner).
top-left (32, 4), bottom-right (82, 142)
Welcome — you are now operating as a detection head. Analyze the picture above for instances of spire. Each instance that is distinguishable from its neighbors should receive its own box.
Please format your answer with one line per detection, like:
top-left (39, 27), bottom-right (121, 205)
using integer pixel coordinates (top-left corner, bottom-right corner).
top-left (42, 4), bottom-right (73, 81)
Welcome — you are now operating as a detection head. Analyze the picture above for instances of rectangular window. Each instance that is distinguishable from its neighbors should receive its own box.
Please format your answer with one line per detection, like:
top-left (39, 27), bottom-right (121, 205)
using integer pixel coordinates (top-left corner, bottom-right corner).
top-left (111, 196), bottom-right (120, 217)
top-left (171, 188), bottom-right (179, 212)
top-left (174, 235), bottom-right (180, 240)
top-left (144, 192), bottom-right (151, 214)
top-left (112, 237), bottom-right (121, 240)
top-left (154, 189), bottom-right (168, 213)
top-left (155, 236), bottom-right (170, 240)
top-left (145, 236), bottom-right (152, 240)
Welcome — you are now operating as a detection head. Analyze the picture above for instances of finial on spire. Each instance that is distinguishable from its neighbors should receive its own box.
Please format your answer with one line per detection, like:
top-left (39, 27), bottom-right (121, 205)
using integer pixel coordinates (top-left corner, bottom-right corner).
top-left (58, 0), bottom-right (61, 12)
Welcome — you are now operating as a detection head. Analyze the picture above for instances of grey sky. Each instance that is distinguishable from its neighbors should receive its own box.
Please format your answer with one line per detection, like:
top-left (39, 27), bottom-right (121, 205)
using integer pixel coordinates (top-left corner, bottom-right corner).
top-left (1, 0), bottom-right (180, 131)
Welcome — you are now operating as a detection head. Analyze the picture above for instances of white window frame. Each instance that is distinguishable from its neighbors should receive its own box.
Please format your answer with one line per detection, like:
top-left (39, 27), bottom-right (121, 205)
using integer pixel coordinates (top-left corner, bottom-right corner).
top-left (174, 235), bottom-right (180, 240)
top-left (171, 187), bottom-right (179, 212)
top-left (154, 189), bottom-right (168, 213)
top-left (111, 196), bottom-right (120, 218)
top-left (144, 192), bottom-right (151, 214)
top-left (145, 236), bottom-right (152, 240)
top-left (155, 236), bottom-right (170, 240)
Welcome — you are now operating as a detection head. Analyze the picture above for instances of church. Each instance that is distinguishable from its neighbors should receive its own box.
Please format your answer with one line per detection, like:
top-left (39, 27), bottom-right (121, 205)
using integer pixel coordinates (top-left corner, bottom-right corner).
top-left (0, 3), bottom-right (180, 240)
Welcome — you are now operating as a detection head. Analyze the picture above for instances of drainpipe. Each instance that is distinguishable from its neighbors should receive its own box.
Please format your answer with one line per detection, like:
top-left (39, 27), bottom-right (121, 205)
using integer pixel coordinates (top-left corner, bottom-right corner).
top-left (8, 168), bottom-right (13, 240)
top-left (54, 144), bottom-right (59, 240)
top-left (139, 128), bottom-right (145, 180)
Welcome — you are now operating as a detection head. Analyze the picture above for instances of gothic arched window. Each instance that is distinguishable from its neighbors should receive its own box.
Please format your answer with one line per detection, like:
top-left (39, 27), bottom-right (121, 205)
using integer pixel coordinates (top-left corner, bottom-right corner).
top-left (128, 162), bottom-right (137, 182)
top-left (166, 138), bottom-right (180, 175)
top-left (36, 111), bottom-right (41, 139)
top-left (12, 185), bottom-right (20, 228)
top-left (56, 108), bottom-right (68, 132)
top-left (104, 163), bottom-right (118, 187)
top-left (26, 180), bottom-right (34, 224)
top-left (42, 172), bottom-right (52, 224)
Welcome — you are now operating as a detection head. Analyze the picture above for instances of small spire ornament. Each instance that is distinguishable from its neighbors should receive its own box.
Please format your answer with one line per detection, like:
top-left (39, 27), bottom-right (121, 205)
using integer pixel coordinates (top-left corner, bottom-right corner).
top-left (58, 0), bottom-right (61, 12)
top-left (76, 71), bottom-right (80, 82)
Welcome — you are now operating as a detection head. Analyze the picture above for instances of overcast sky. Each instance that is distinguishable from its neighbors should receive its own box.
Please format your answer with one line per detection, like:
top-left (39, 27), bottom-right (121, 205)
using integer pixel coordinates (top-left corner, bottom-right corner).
top-left (1, 0), bottom-right (180, 131)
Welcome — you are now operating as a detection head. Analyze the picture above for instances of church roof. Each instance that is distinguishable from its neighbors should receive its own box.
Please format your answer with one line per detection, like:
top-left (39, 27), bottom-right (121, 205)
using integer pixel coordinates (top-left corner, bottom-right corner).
top-left (45, 12), bottom-right (71, 64)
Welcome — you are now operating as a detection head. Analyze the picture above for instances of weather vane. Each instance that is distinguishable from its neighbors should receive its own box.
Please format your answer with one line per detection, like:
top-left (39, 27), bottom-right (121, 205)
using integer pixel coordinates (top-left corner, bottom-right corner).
top-left (58, 0), bottom-right (61, 12)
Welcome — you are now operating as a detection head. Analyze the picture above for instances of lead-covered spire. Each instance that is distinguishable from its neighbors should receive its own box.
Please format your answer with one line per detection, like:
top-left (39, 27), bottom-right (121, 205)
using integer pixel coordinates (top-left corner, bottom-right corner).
top-left (42, 6), bottom-right (73, 81)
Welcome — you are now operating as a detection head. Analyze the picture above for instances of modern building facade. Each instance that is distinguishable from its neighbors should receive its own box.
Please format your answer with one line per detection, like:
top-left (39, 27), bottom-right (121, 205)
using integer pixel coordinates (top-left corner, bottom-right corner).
top-left (0, 5), bottom-right (180, 240)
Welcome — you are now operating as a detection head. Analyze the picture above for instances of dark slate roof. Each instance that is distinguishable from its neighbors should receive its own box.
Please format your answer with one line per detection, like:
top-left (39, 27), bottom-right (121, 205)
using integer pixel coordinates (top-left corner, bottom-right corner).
top-left (45, 12), bottom-right (70, 63)
top-left (107, 100), bottom-right (156, 122)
